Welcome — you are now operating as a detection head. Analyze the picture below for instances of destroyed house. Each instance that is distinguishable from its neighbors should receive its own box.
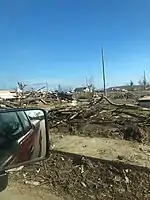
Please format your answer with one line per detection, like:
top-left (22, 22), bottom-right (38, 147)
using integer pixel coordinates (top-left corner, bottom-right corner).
top-left (0, 90), bottom-right (17, 100)
top-left (74, 87), bottom-right (89, 93)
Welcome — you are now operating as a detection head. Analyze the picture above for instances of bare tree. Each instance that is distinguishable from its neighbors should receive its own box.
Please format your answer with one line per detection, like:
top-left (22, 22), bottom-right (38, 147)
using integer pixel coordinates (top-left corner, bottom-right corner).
top-left (129, 80), bottom-right (134, 91)
top-left (17, 82), bottom-right (27, 91)
top-left (130, 80), bottom-right (134, 87)
top-left (138, 70), bottom-right (147, 90)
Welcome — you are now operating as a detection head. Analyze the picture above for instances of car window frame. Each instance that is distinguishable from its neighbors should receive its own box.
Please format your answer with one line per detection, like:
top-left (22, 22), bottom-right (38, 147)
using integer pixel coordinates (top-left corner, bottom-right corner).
top-left (16, 111), bottom-right (32, 135)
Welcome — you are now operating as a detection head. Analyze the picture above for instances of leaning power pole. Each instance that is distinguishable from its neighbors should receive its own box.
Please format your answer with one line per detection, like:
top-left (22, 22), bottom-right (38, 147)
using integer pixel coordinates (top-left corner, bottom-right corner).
top-left (101, 47), bottom-right (107, 96)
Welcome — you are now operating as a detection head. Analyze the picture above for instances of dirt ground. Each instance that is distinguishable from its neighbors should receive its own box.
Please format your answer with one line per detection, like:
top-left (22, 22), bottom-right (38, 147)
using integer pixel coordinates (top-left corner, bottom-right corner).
top-left (0, 182), bottom-right (61, 200)
top-left (9, 151), bottom-right (150, 200)
top-left (53, 135), bottom-right (150, 168)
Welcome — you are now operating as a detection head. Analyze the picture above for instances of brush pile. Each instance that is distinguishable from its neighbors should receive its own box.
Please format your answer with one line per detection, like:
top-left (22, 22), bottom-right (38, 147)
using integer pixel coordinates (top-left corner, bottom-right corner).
top-left (47, 95), bottom-right (150, 143)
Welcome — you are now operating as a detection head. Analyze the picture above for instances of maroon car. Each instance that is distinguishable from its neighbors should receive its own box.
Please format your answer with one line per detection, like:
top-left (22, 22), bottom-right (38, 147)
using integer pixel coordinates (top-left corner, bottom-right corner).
top-left (0, 111), bottom-right (42, 168)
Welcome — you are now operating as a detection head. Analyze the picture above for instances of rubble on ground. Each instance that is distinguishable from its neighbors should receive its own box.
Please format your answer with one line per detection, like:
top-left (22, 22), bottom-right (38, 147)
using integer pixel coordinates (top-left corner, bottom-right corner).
top-left (2, 91), bottom-right (150, 143)
top-left (10, 151), bottom-right (150, 200)
top-left (0, 89), bottom-right (74, 107)
top-left (7, 93), bottom-right (150, 200)
top-left (48, 95), bottom-right (150, 144)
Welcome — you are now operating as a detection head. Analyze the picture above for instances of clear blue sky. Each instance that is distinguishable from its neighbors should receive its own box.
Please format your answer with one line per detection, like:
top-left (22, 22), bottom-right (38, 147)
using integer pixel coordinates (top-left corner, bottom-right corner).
top-left (0, 0), bottom-right (150, 89)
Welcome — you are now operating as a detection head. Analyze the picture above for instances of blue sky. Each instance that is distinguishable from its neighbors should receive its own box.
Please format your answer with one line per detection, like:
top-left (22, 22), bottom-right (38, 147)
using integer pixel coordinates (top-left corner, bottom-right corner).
top-left (0, 0), bottom-right (150, 89)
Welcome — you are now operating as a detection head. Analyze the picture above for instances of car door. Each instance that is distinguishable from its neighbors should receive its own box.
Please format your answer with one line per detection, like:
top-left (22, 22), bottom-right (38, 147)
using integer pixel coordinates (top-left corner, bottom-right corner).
top-left (16, 111), bottom-right (41, 162)
top-left (0, 111), bottom-right (41, 168)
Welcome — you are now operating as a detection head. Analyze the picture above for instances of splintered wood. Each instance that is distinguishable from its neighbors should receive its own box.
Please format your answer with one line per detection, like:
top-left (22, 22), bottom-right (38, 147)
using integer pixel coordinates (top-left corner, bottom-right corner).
top-left (48, 95), bottom-right (150, 143)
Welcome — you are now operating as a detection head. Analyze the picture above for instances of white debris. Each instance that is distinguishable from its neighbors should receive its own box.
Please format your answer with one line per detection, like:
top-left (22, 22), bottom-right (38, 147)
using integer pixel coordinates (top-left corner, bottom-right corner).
top-left (24, 180), bottom-right (40, 186)
top-left (125, 169), bottom-right (131, 173)
top-left (23, 172), bottom-right (28, 178)
top-left (36, 168), bottom-right (41, 173)
top-left (81, 165), bottom-right (84, 173)
top-left (60, 157), bottom-right (65, 161)
top-left (50, 144), bottom-right (55, 150)
top-left (71, 100), bottom-right (77, 106)
top-left (81, 182), bottom-right (86, 187)
top-left (125, 176), bottom-right (130, 184)
top-left (7, 166), bottom-right (24, 172)
top-left (123, 170), bottom-right (130, 184)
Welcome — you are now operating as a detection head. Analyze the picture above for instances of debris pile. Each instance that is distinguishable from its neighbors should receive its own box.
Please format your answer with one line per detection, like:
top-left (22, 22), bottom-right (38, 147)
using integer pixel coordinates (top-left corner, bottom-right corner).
top-left (48, 96), bottom-right (150, 143)
top-left (108, 91), bottom-right (136, 100)
top-left (0, 90), bottom-right (74, 108)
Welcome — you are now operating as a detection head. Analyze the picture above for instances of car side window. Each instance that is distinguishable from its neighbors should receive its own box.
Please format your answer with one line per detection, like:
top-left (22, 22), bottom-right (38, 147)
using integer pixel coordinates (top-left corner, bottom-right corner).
top-left (0, 112), bottom-right (23, 140)
top-left (17, 111), bottom-right (31, 133)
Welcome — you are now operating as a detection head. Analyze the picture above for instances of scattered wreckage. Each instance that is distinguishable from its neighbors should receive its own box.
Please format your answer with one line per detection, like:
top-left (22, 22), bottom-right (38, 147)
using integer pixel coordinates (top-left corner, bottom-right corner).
top-left (5, 93), bottom-right (150, 200)
top-left (1, 88), bottom-right (150, 144)
top-left (47, 95), bottom-right (150, 144)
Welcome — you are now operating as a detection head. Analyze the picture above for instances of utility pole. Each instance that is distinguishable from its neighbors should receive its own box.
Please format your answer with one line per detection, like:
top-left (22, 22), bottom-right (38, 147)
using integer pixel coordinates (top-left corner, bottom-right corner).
top-left (85, 77), bottom-right (88, 87)
top-left (101, 47), bottom-right (107, 96)
top-left (143, 70), bottom-right (147, 90)
top-left (58, 84), bottom-right (61, 92)
top-left (46, 82), bottom-right (48, 92)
